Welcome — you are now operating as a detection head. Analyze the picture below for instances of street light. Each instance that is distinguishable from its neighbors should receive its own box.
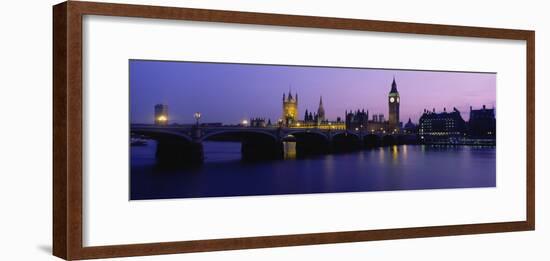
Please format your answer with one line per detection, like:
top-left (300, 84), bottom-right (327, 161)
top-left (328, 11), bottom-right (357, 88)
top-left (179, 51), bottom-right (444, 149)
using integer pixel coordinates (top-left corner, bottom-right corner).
top-left (194, 112), bottom-right (201, 127)
top-left (157, 115), bottom-right (167, 123)
top-left (242, 119), bottom-right (248, 126)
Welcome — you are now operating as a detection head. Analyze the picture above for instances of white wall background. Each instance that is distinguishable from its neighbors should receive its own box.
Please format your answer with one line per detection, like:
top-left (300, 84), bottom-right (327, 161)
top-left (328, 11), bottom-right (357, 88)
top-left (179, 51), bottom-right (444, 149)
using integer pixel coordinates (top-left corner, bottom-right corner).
top-left (0, 0), bottom-right (547, 260)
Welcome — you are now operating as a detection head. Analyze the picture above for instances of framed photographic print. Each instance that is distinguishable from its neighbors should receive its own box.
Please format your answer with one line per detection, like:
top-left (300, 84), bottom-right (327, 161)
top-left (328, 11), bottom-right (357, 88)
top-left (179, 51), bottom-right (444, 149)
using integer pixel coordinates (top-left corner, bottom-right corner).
top-left (53, 1), bottom-right (535, 260)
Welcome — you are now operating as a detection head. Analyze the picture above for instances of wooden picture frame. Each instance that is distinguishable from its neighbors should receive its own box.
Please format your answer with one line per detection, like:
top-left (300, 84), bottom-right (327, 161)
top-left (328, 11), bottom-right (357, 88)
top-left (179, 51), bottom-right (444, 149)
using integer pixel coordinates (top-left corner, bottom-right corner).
top-left (53, 1), bottom-right (535, 260)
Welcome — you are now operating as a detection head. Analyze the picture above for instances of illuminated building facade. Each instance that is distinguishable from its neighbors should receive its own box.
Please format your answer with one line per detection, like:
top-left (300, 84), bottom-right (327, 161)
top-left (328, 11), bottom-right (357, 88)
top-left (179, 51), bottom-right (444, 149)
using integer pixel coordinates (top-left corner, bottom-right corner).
top-left (419, 107), bottom-right (466, 141)
top-left (300, 96), bottom-right (345, 130)
top-left (281, 77), bottom-right (402, 132)
top-left (154, 104), bottom-right (168, 126)
top-left (282, 91), bottom-right (298, 126)
top-left (367, 113), bottom-right (389, 133)
top-left (297, 119), bottom-right (345, 130)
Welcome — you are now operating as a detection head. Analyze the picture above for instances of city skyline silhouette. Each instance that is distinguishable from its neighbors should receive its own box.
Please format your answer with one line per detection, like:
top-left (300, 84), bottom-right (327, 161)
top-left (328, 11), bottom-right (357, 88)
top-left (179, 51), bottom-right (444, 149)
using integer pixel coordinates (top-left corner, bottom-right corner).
top-left (130, 60), bottom-right (496, 125)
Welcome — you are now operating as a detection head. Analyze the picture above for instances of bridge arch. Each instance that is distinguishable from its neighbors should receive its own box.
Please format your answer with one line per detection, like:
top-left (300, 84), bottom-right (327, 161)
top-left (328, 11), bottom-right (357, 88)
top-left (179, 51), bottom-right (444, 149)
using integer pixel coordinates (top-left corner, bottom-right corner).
top-left (284, 130), bottom-right (330, 157)
top-left (131, 128), bottom-right (193, 143)
top-left (331, 132), bottom-right (362, 152)
top-left (200, 129), bottom-right (282, 161)
top-left (364, 133), bottom-right (382, 148)
top-left (199, 129), bottom-right (278, 143)
top-left (285, 129), bottom-right (329, 141)
top-left (329, 131), bottom-right (360, 140)
top-left (130, 128), bottom-right (201, 166)
top-left (382, 135), bottom-right (397, 146)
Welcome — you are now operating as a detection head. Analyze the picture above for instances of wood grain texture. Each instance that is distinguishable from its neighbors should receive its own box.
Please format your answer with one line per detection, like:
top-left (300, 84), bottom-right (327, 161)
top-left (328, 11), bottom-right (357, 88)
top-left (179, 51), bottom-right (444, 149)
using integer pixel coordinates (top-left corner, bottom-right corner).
top-left (52, 1), bottom-right (536, 260)
top-left (526, 31), bottom-right (535, 230)
top-left (53, 2), bottom-right (68, 260)
top-left (66, 2), bottom-right (85, 260)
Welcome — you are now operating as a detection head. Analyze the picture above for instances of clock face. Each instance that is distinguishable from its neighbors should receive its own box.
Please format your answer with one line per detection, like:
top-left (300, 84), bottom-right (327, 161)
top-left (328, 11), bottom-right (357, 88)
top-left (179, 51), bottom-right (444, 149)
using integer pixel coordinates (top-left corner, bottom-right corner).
top-left (397, 97), bottom-right (400, 103)
top-left (390, 97), bottom-right (395, 103)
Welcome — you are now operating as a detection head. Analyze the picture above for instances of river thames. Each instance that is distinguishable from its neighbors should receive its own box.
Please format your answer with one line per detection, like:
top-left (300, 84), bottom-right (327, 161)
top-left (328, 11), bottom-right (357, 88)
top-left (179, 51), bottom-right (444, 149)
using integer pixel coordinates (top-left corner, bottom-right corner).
top-left (130, 141), bottom-right (496, 200)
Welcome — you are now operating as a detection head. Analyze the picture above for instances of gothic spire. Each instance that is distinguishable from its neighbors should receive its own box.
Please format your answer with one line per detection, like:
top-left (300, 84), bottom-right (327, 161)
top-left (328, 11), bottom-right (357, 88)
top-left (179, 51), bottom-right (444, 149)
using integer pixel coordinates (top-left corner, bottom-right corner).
top-left (288, 85), bottom-right (292, 100)
top-left (390, 76), bottom-right (398, 93)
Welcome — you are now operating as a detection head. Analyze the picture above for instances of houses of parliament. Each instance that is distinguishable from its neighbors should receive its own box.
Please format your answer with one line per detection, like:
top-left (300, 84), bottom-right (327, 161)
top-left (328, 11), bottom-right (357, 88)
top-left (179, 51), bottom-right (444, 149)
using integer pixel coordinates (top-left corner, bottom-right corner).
top-left (275, 78), bottom-right (402, 133)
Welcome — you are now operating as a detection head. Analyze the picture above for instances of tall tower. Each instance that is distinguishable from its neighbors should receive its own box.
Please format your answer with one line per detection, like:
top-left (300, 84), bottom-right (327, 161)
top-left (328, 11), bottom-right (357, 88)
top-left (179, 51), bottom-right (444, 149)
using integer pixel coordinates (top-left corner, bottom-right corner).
top-left (154, 104), bottom-right (168, 126)
top-left (282, 90), bottom-right (298, 126)
top-left (388, 77), bottom-right (400, 131)
top-left (317, 96), bottom-right (326, 124)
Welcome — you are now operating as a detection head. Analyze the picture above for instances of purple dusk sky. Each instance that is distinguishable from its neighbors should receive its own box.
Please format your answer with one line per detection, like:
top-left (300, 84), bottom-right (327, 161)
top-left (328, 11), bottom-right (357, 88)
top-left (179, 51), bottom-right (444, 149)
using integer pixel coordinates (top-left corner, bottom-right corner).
top-left (130, 60), bottom-right (496, 125)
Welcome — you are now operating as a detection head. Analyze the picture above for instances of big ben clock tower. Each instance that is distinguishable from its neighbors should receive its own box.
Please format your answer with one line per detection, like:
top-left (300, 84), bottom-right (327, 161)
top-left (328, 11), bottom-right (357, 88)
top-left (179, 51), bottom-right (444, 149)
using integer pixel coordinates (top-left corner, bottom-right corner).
top-left (388, 77), bottom-right (400, 132)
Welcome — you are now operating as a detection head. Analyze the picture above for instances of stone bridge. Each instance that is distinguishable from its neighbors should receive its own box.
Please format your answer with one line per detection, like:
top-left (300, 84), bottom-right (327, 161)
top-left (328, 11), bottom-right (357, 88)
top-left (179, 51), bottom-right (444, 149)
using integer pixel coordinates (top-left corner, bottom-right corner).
top-left (130, 124), bottom-right (418, 166)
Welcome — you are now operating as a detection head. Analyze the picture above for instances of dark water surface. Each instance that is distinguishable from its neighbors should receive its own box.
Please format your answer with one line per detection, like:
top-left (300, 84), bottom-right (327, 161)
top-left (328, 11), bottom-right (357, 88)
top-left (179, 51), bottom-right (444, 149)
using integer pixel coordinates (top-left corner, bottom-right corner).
top-left (130, 141), bottom-right (496, 200)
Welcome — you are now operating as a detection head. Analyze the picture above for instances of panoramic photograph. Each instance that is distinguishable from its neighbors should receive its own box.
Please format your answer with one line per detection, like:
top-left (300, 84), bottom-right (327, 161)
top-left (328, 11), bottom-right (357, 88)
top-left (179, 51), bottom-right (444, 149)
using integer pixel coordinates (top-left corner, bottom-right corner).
top-left (129, 60), bottom-right (497, 200)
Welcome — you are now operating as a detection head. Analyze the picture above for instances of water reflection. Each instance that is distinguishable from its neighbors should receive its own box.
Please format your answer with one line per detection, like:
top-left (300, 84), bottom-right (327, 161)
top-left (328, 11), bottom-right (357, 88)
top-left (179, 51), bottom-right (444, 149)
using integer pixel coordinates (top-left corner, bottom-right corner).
top-left (283, 141), bottom-right (297, 160)
top-left (391, 145), bottom-right (398, 164)
top-left (131, 142), bottom-right (497, 200)
top-left (378, 147), bottom-right (385, 164)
